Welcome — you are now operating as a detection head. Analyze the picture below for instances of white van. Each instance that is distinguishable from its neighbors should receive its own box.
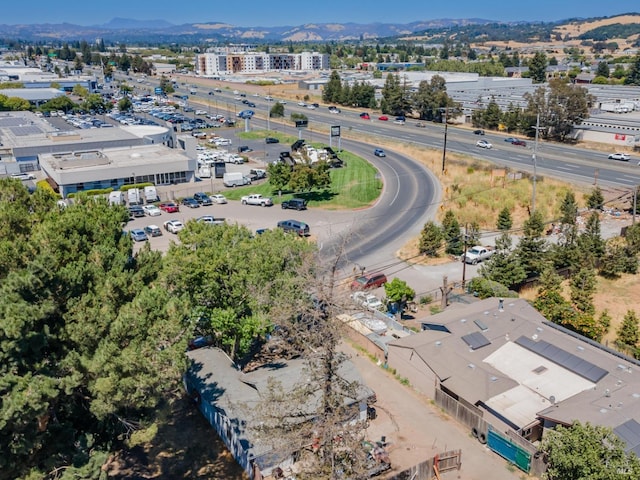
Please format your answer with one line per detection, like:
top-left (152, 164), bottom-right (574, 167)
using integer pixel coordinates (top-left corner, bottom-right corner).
top-left (127, 188), bottom-right (142, 206)
top-left (223, 172), bottom-right (251, 187)
top-left (108, 191), bottom-right (125, 206)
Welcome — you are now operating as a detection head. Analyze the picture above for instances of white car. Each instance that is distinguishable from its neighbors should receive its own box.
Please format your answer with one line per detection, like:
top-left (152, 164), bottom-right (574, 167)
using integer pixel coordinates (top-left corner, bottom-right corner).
top-left (195, 110), bottom-right (207, 115)
top-left (476, 140), bottom-right (493, 149)
top-left (163, 220), bottom-right (184, 234)
top-left (352, 291), bottom-right (385, 311)
top-left (608, 152), bottom-right (630, 161)
top-left (10, 173), bottom-right (36, 180)
top-left (210, 194), bottom-right (228, 204)
top-left (143, 204), bottom-right (162, 216)
top-left (297, 101), bottom-right (306, 107)
top-left (214, 138), bottom-right (232, 146)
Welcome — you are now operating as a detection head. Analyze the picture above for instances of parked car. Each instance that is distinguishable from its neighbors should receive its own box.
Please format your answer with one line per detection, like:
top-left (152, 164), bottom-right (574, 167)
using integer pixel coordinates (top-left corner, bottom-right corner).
top-left (10, 172), bottom-right (36, 180)
top-left (130, 228), bottom-right (148, 242)
top-left (608, 152), bottom-right (630, 161)
top-left (374, 148), bottom-right (386, 157)
top-left (197, 215), bottom-right (225, 225)
top-left (182, 197), bottom-right (201, 208)
top-left (241, 194), bottom-right (273, 207)
top-left (238, 145), bottom-right (253, 153)
top-left (163, 219), bottom-right (184, 234)
top-left (193, 192), bottom-right (213, 205)
top-left (128, 205), bottom-right (145, 218)
top-left (143, 204), bottom-right (162, 216)
top-left (281, 198), bottom-right (308, 210)
top-left (265, 137), bottom-right (279, 144)
top-left (352, 291), bottom-right (385, 311)
top-left (350, 272), bottom-right (388, 291)
top-left (159, 202), bottom-right (179, 213)
top-left (473, 129), bottom-right (485, 135)
top-left (277, 219), bottom-right (310, 236)
top-left (210, 194), bottom-right (228, 204)
top-left (144, 225), bottom-right (163, 237)
top-left (476, 140), bottom-right (493, 149)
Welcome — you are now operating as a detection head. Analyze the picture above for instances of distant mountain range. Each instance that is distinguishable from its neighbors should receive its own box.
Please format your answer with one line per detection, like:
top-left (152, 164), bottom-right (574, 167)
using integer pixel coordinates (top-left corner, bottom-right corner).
top-left (0, 14), bottom-right (637, 44)
top-left (0, 17), bottom-right (501, 43)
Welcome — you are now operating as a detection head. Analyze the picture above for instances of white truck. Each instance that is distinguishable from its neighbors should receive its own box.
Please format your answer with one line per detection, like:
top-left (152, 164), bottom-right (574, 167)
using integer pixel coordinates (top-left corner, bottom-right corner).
top-left (144, 186), bottom-right (158, 203)
top-left (223, 172), bottom-right (251, 187)
top-left (462, 246), bottom-right (495, 265)
top-left (241, 194), bottom-right (273, 207)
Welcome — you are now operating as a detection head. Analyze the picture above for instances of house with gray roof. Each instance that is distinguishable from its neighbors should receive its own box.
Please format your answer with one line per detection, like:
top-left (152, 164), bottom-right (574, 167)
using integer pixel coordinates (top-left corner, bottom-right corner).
top-left (388, 298), bottom-right (640, 458)
top-left (184, 347), bottom-right (375, 478)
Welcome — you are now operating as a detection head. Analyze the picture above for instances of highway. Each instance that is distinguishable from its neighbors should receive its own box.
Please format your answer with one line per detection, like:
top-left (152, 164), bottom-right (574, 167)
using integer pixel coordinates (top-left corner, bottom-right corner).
top-left (169, 79), bottom-right (640, 189)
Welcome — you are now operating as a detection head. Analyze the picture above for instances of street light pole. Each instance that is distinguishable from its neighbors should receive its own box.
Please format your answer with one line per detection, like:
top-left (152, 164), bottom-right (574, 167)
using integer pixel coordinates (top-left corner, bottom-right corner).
top-left (532, 113), bottom-right (540, 213)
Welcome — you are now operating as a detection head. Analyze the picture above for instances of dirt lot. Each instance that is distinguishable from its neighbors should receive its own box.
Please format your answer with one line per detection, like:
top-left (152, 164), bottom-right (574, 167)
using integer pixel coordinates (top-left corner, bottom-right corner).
top-left (105, 397), bottom-right (247, 480)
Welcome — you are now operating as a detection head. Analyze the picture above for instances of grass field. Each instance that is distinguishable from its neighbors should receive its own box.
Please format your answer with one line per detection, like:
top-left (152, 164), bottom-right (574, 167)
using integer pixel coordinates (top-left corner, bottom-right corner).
top-left (225, 132), bottom-right (382, 209)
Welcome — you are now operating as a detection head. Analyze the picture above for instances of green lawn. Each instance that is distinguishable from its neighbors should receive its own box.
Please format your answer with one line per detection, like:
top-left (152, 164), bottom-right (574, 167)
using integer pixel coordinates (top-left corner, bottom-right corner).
top-left (226, 133), bottom-right (381, 209)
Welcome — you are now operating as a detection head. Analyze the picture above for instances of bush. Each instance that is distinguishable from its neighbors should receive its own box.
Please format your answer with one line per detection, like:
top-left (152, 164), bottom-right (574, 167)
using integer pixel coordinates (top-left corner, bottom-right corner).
top-left (36, 179), bottom-right (60, 197)
top-left (468, 277), bottom-right (518, 299)
top-left (119, 182), bottom-right (154, 192)
top-left (68, 187), bottom-right (113, 198)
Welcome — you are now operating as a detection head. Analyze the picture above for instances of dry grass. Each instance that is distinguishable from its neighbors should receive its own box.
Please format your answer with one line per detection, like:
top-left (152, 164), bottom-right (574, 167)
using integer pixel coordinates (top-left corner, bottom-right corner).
top-left (475, 13), bottom-right (640, 59)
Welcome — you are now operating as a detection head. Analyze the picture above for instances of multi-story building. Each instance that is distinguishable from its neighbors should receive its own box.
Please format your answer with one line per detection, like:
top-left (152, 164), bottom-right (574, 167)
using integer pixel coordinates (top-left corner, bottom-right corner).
top-left (195, 51), bottom-right (329, 77)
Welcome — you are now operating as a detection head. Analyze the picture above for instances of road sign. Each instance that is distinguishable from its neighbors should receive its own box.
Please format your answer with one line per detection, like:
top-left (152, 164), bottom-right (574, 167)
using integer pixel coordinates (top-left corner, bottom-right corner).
top-left (154, 87), bottom-right (163, 95)
top-left (295, 120), bottom-right (308, 128)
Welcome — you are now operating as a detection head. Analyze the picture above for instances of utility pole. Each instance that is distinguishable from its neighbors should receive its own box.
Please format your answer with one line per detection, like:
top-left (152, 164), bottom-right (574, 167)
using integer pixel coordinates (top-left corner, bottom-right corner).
top-left (441, 108), bottom-right (449, 175)
top-left (634, 186), bottom-right (638, 225)
top-left (461, 224), bottom-right (469, 289)
top-left (531, 113), bottom-right (540, 213)
top-left (440, 276), bottom-right (452, 310)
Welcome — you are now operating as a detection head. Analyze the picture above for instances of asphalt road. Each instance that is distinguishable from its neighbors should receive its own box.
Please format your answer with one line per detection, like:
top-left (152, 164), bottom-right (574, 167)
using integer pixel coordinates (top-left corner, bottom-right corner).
top-left (179, 82), bottom-right (640, 189)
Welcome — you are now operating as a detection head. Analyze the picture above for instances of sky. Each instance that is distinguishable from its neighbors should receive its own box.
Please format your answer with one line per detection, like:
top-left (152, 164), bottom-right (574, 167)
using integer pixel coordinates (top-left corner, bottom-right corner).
top-left (0, 1), bottom-right (636, 27)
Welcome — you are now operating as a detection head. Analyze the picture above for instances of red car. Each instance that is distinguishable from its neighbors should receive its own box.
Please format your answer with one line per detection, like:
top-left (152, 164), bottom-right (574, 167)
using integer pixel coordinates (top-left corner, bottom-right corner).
top-left (159, 202), bottom-right (180, 213)
top-left (359, 112), bottom-right (370, 120)
top-left (350, 272), bottom-right (388, 291)
top-left (512, 140), bottom-right (527, 147)
top-left (378, 115), bottom-right (389, 121)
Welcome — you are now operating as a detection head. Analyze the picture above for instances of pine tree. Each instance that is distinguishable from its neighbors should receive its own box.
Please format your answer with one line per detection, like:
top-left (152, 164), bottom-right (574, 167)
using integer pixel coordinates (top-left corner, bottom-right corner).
top-left (496, 207), bottom-right (513, 231)
top-left (418, 221), bottom-right (443, 257)
top-left (569, 266), bottom-right (596, 315)
top-left (442, 210), bottom-right (462, 255)
top-left (585, 186), bottom-right (604, 210)
top-left (616, 310), bottom-right (640, 353)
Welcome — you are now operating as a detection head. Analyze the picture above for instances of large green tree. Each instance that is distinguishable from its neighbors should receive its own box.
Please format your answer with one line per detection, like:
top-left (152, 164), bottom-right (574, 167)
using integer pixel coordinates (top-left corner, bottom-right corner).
top-left (528, 51), bottom-right (548, 84)
top-left (0, 186), bottom-right (187, 479)
top-left (542, 422), bottom-right (640, 480)
top-left (162, 223), bottom-right (316, 361)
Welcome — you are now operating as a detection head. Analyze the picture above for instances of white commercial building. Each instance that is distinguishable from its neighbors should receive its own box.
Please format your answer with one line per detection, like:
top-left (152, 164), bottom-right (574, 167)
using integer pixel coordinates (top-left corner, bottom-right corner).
top-left (195, 51), bottom-right (329, 77)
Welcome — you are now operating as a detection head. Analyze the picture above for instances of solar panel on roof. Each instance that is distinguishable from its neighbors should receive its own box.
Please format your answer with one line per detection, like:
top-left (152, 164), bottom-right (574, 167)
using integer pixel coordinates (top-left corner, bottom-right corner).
top-left (0, 117), bottom-right (29, 127)
top-left (515, 336), bottom-right (608, 383)
top-left (614, 419), bottom-right (640, 454)
top-left (10, 125), bottom-right (42, 136)
top-left (461, 331), bottom-right (491, 350)
top-left (474, 319), bottom-right (488, 331)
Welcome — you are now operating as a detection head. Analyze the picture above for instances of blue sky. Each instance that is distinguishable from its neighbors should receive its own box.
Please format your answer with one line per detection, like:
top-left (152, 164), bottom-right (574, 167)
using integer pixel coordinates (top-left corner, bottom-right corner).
top-left (0, 1), bottom-right (636, 26)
